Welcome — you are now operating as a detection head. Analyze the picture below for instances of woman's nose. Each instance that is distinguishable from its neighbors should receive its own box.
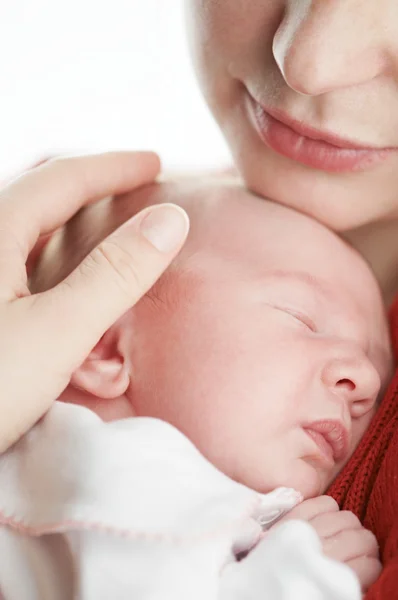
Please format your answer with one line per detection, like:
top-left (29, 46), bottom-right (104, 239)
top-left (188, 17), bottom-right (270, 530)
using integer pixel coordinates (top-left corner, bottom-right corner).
top-left (321, 344), bottom-right (381, 418)
top-left (272, 1), bottom-right (393, 96)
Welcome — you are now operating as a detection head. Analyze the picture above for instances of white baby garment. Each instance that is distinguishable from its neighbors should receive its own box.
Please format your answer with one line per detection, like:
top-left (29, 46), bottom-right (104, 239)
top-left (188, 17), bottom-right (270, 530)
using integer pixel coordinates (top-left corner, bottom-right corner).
top-left (0, 402), bottom-right (361, 599)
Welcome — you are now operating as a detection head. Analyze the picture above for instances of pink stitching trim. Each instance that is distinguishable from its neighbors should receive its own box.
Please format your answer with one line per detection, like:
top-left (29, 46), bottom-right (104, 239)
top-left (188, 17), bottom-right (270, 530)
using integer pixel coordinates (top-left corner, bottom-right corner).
top-left (0, 496), bottom-right (261, 545)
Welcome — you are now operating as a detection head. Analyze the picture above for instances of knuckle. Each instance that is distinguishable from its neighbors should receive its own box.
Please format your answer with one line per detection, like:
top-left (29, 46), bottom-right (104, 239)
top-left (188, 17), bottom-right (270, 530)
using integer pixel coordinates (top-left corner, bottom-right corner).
top-left (46, 155), bottom-right (76, 169)
top-left (45, 155), bottom-right (74, 173)
top-left (363, 529), bottom-right (379, 547)
top-left (317, 496), bottom-right (339, 512)
top-left (350, 528), bottom-right (379, 554)
top-left (91, 240), bottom-right (144, 297)
top-left (57, 278), bottom-right (75, 296)
top-left (348, 557), bottom-right (382, 592)
top-left (367, 556), bottom-right (383, 576)
top-left (46, 156), bottom-right (91, 197)
top-left (340, 511), bottom-right (361, 527)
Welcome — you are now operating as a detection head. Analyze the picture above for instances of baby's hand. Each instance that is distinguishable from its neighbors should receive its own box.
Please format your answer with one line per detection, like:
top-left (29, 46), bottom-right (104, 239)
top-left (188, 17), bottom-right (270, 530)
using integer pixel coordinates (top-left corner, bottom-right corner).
top-left (271, 496), bottom-right (382, 593)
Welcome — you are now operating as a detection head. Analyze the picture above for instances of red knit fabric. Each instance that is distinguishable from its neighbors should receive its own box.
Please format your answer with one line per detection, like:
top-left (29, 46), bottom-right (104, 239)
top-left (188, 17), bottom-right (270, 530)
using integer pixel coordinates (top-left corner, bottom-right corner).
top-left (328, 295), bottom-right (398, 599)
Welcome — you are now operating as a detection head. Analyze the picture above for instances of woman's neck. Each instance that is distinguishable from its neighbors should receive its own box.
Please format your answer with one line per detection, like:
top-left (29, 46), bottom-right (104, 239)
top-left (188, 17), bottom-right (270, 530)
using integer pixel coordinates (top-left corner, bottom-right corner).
top-left (343, 218), bottom-right (398, 307)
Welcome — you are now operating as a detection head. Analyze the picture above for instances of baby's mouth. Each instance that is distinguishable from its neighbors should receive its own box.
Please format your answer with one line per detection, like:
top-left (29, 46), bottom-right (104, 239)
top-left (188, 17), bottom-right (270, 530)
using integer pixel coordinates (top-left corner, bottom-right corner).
top-left (303, 420), bottom-right (350, 465)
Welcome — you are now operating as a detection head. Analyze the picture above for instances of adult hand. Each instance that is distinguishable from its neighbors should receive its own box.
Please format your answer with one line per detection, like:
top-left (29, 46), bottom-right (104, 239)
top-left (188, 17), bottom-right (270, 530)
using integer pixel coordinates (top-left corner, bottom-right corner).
top-left (0, 151), bottom-right (189, 452)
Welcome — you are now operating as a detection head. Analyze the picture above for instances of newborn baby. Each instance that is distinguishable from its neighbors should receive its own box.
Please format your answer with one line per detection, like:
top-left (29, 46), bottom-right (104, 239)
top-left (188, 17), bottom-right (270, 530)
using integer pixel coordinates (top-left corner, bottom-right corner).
top-left (39, 177), bottom-right (392, 498)
top-left (1, 178), bottom-right (391, 599)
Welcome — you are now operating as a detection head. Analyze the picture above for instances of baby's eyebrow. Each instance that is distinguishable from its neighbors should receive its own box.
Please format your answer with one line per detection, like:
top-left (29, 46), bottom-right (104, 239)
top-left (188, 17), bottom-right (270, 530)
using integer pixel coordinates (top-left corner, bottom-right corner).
top-left (263, 269), bottom-right (334, 302)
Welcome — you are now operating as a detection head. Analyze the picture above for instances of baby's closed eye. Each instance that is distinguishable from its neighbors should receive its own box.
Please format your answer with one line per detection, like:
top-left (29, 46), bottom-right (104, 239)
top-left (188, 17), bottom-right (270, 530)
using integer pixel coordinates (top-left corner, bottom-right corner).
top-left (268, 304), bottom-right (317, 332)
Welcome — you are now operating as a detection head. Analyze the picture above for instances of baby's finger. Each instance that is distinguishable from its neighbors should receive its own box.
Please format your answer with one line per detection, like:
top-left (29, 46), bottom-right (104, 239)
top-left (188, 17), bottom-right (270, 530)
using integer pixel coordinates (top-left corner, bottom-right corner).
top-left (345, 556), bottom-right (382, 592)
top-left (276, 495), bottom-right (339, 525)
top-left (310, 510), bottom-right (362, 539)
top-left (323, 528), bottom-right (379, 562)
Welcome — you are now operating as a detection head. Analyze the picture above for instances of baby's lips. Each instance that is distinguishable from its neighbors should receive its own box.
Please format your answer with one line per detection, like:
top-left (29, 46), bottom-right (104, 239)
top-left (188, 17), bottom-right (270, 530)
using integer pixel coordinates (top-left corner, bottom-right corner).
top-left (253, 487), bottom-right (303, 529)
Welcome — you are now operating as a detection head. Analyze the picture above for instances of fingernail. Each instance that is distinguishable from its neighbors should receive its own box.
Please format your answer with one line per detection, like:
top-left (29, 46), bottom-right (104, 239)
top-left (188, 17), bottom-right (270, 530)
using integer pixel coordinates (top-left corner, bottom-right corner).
top-left (140, 204), bottom-right (189, 253)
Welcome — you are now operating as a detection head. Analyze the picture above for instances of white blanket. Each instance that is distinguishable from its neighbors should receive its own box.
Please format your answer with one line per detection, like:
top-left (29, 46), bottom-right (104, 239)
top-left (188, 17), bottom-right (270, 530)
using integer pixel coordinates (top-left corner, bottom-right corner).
top-left (0, 402), bottom-right (360, 599)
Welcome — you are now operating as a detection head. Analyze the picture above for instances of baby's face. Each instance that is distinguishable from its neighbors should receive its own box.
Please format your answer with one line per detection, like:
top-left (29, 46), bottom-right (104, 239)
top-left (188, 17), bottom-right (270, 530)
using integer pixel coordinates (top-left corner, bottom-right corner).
top-left (120, 183), bottom-right (392, 499)
top-left (34, 180), bottom-right (392, 499)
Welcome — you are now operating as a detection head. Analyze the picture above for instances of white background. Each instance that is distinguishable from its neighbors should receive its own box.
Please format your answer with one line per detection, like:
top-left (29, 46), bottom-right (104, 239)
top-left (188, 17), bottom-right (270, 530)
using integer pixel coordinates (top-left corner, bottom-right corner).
top-left (0, 0), bottom-right (231, 180)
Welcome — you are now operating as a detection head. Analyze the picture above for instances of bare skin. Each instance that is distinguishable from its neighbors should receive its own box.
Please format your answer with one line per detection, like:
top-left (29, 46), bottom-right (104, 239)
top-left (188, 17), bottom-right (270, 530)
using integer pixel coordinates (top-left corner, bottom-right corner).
top-left (32, 178), bottom-right (386, 593)
top-left (273, 495), bottom-right (381, 593)
top-left (33, 177), bottom-right (393, 496)
top-left (185, 0), bottom-right (398, 305)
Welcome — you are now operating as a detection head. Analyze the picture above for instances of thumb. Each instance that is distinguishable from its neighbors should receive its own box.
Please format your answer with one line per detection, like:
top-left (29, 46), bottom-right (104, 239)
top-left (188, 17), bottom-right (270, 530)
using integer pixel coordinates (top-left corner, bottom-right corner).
top-left (34, 203), bottom-right (189, 368)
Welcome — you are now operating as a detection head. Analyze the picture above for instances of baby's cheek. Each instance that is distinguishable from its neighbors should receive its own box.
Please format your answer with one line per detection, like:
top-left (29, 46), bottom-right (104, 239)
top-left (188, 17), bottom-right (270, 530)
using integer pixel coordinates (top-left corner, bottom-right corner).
top-left (326, 418), bottom-right (372, 488)
top-left (59, 395), bottom-right (135, 421)
top-left (350, 412), bottom-right (375, 453)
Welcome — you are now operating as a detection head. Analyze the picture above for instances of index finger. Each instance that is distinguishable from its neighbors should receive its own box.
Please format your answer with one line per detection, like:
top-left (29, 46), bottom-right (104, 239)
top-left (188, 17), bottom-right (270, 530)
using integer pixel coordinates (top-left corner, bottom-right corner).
top-left (0, 151), bottom-right (160, 296)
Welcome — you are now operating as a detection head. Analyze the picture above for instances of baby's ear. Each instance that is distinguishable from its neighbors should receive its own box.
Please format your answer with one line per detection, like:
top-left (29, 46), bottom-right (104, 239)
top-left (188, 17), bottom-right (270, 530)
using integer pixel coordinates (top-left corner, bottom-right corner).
top-left (70, 327), bottom-right (129, 399)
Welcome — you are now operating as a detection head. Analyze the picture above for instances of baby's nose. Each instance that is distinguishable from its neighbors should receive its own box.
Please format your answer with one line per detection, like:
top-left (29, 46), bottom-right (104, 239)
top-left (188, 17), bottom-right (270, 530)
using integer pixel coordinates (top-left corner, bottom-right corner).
top-left (321, 344), bottom-right (381, 417)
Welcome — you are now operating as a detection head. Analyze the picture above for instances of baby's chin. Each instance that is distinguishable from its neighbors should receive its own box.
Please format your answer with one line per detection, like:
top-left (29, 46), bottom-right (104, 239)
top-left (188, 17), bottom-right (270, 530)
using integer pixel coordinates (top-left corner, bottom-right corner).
top-left (283, 461), bottom-right (329, 500)
top-left (60, 395), bottom-right (329, 499)
top-left (240, 459), bottom-right (328, 500)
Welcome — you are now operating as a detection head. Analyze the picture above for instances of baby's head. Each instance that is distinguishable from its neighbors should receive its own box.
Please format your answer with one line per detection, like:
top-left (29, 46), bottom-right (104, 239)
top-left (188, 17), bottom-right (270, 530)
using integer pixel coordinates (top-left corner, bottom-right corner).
top-left (34, 179), bottom-right (392, 499)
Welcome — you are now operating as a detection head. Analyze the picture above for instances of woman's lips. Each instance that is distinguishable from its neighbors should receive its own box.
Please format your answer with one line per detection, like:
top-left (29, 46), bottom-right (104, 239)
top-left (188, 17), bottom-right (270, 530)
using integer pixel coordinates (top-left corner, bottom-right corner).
top-left (247, 95), bottom-right (392, 173)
